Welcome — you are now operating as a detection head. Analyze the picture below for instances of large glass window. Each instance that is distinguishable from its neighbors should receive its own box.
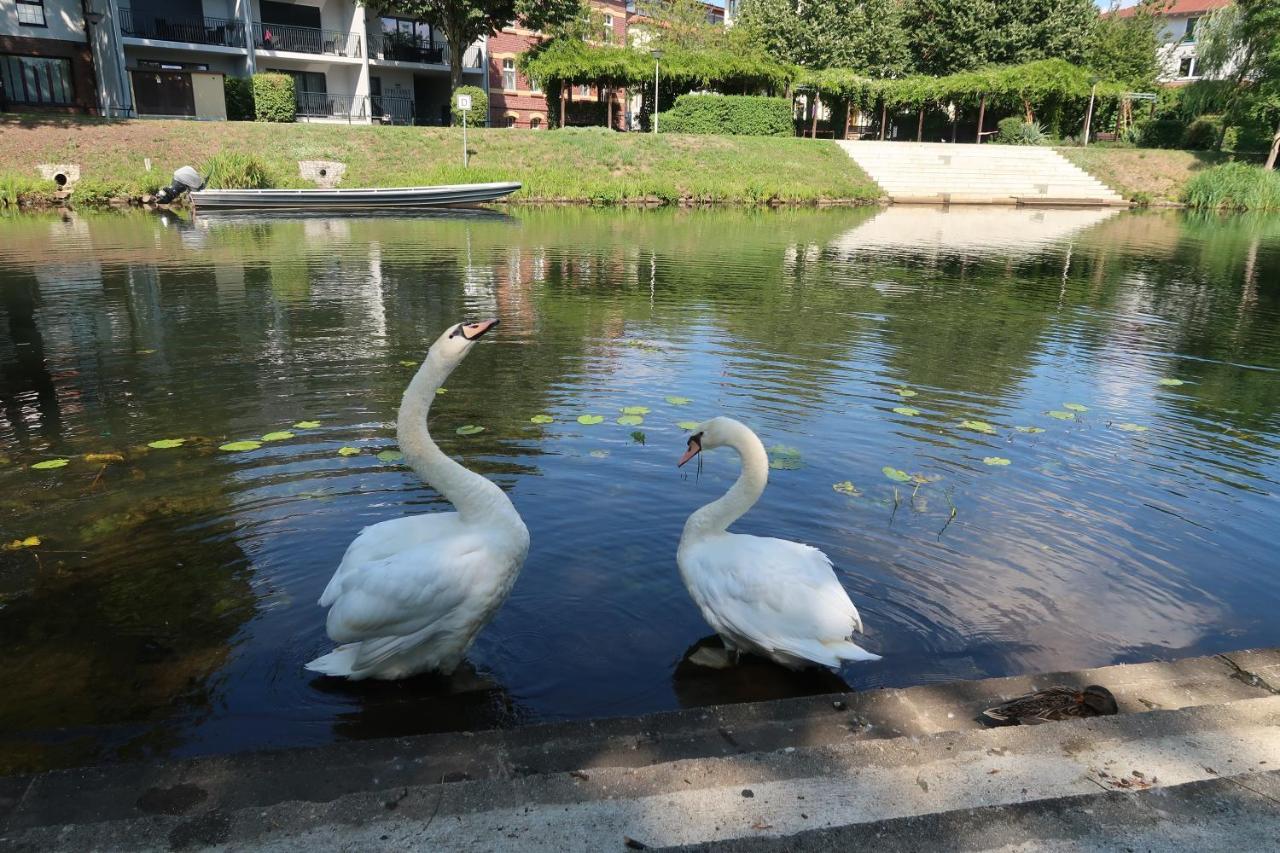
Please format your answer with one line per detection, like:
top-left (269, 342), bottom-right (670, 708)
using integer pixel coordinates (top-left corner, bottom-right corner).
top-left (502, 58), bottom-right (515, 90)
top-left (1184, 17), bottom-right (1199, 42)
top-left (16, 0), bottom-right (46, 26)
top-left (1, 55), bottom-right (73, 105)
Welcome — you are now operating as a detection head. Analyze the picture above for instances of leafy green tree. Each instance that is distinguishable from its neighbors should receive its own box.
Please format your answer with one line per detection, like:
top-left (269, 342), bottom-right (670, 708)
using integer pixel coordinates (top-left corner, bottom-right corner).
top-left (636, 0), bottom-right (724, 51)
top-left (736, 0), bottom-right (909, 75)
top-left (1086, 0), bottom-right (1161, 89)
top-left (1197, 0), bottom-right (1280, 167)
top-left (992, 0), bottom-right (1097, 66)
top-left (904, 0), bottom-right (1097, 75)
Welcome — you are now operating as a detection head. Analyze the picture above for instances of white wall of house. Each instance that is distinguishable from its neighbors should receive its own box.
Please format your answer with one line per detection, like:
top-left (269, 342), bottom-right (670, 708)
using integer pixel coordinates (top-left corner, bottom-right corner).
top-left (1, 0), bottom-right (87, 41)
top-left (1153, 13), bottom-right (1237, 83)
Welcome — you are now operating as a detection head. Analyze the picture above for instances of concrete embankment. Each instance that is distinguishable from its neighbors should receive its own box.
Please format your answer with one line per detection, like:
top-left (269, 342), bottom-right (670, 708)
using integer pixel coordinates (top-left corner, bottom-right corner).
top-left (2, 649), bottom-right (1278, 851)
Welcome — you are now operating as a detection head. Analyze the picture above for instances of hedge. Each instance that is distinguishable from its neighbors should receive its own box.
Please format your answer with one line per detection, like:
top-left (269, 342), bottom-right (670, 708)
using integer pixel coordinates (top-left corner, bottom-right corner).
top-left (224, 76), bottom-right (254, 121)
top-left (451, 84), bottom-right (488, 127)
top-left (252, 73), bottom-right (295, 123)
top-left (657, 95), bottom-right (792, 137)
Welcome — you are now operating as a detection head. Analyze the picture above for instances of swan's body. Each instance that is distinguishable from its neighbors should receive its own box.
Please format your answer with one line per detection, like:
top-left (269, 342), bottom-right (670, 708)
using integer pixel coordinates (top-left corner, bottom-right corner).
top-left (307, 319), bottom-right (528, 680)
top-left (676, 417), bottom-right (880, 670)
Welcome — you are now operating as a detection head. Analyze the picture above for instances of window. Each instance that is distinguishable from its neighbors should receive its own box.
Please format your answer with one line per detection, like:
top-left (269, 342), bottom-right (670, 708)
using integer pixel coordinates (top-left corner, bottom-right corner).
top-left (577, 84), bottom-right (590, 97)
top-left (139, 60), bottom-right (210, 71)
top-left (502, 58), bottom-right (515, 90)
top-left (0, 54), bottom-right (73, 105)
top-left (1179, 56), bottom-right (1195, 78)
top-left (529, 116), bottom-right (542, 129)
top-left (603, 14), bottom-right (613, 43)
top-left (16, 0), bottom-right (46, 26)
top-left (530, 76), bottom-right (541, 94)
top-left (1184, 17), bottom-right (1199, 42)
top-left (505, 114), bottom-right (517, 128)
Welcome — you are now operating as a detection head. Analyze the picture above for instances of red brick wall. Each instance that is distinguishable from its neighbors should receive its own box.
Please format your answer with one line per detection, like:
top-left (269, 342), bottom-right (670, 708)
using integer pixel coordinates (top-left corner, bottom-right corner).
top-left (487, 0), bottom-right (628, 130)
top-left (0, 35), bottom-right (99, 115)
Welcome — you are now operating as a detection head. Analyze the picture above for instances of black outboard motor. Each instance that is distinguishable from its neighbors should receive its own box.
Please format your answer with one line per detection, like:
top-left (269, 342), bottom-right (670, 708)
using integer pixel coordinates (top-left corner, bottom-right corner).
top-left (155, 166), bottom-right (205, 204)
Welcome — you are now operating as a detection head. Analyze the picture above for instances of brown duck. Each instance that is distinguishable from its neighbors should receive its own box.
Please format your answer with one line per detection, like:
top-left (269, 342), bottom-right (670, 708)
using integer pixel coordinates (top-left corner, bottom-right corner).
top-left (981, 685), bottom-right (1118, 725)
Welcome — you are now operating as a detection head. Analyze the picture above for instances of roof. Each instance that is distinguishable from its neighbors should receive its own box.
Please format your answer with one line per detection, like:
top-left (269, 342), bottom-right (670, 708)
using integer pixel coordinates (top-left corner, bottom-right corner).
top-left (1113, 0), bottom-right (1232, 18)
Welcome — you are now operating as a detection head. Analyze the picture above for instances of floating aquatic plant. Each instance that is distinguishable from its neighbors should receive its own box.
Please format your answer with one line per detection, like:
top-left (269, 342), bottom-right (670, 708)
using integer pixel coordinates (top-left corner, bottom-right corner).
top-left (3, 536), bottom-right (40, 550)
top-left (148, 438), bottom-right (186, 449)
top-left (630, 431), bottom-right (646, 445)
top-left (136, 349), bottom-right (156, 355)
top-left (665, 396), bottom-right (691, 405)
top-left (455, 425), bottom-right (485, 436)
top-left (1047, 410), bottom-right (1075, 420)
top-left (530, 414), bottom-right (555, 424)
top-left (893, 406), bottom-right (921, 416)
top-left (84, 453), bottom-right (124, 463)
top-left (1063, 403), bottom-right (1088, 412)
top-left (261, 431), bottom-right (294, 442)
top-left (435, 388), bottom-right (447, 395)
top-left (983, 456), bottom-right (1011, 466)
top-left (376, 450), bottom-right (404, 462)
top-left (293, 421), bottom-right (321, 430)
top-left (337, 446), bottom-right (360, 456)
top-left (620, 406), bottom-right (650, 415)
top-left (677, 420), bottom-right (701, 430)
top-left (577, 415), bottom-right (604, 425)
top-left (31, 459), bottom-right (70, 470)
top-left (767, 445), bottom-right (803, 470)
top-left (1115, 422), bottom-right (1148, 432)
top-left (589, 449), bottom-right (610, 458)
top-left (832, 481), bottom-right (861, 496)
top-left (882, 466), bottom-right (911, 483)
top-left (1015, 426), bottom-right (1045, 434)
top-left (894, 388), bottom-right (918, 398)
top-left (1158, 378), bottom-right (1184, 387)
top-left (960, 420), bottom-right (997, 434)
top-left (399, 360), bottom-right (417, 368)
top-left (616, 414), bottom-right (644, 426)
top-left (220, 440), bottom-right (262, 452)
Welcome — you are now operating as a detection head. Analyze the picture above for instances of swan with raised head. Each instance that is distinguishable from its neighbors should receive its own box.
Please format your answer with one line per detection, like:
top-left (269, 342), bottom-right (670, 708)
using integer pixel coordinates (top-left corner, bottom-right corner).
top-left (306, 319), bottom-right (529, 680)
top-left (676, 417), bottom-right (880, 670)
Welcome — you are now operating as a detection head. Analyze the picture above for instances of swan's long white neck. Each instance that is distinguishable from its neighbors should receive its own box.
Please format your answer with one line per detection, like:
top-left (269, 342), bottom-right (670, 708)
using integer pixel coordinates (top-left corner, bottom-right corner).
top-left (398, 351), bottom-right (520, 527)
top-left (683, 423), bottom-right (769, 538)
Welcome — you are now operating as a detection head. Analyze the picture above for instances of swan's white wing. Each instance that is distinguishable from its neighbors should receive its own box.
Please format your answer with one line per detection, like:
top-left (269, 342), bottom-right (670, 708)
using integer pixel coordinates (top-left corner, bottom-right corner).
top-left (682, 534), bottom-right (872, 666)
top-left (319, 513), bottom-right (462, 608)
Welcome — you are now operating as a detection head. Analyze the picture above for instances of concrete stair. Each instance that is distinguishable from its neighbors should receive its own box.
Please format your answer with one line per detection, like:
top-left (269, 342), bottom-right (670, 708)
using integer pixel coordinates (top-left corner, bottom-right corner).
top-left (2, 650), bottom-right (1278, 851)
top-left (838, 140), bottom-right (1128, 206)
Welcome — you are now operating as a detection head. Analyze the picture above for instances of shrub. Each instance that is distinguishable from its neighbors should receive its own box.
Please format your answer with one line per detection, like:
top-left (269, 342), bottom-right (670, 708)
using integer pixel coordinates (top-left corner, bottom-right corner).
top-left (70, 177), bottom-right (130, 206)
top-left (450, 85), bottom-right (488, 127)
top-left (225, 76), bottom-right (255, 121)
top-left (1183, 162), bottom-right (1280, 212)
top-left (1138, 116), bottom-right (1184, 148)
top-left (252, 73), bottom-right (295, 123)
top-left (1182, 115), bottom-right (1222, 150)
top-left (203, 152), bottom-right (275, 189)
top-left (656, 95), bottom-right (792, 137)
top-left (996, 117), bottom-right (1047, 145)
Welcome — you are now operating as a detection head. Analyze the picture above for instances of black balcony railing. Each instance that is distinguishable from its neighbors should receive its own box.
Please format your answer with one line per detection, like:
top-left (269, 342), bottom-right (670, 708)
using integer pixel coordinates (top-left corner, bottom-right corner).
top-left (369, 33), bottom-right (445, 65)
top-left (371, 93), bottom-right (415, 125)
top-left (295, 90), bottom-right (367, 122)
top-left (119, 8), bottom-right (248, 48)
top-left (254, 22), bottom-right (361, 58)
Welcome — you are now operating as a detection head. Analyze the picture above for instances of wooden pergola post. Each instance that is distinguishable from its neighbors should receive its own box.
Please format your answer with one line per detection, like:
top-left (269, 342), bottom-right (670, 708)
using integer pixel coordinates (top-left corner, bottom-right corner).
top-left (560, 81), bottom-right (567, 128)
top-left (844, 99), bottom-right (853, 139)
top-left (604, 85), bottom-right (612, 130)
top-left (975, 94), bottom-right (986, 143)
top-left (810, 94), bottom-right (820, 138)
top-left (916, 105), bottom-right (924, 142)
top-left (879, 99), bottom-right (886, 140)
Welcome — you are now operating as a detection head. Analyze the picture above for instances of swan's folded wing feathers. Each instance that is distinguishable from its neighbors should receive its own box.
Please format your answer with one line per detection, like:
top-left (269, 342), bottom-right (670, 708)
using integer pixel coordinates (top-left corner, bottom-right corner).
top-left (319, 513), bottom-right (461, 607)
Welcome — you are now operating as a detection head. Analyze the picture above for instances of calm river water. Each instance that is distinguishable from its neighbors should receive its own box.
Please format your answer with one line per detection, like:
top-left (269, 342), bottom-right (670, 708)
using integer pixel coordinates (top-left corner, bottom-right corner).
top-left (1, 206), bottom-right (1278, 773)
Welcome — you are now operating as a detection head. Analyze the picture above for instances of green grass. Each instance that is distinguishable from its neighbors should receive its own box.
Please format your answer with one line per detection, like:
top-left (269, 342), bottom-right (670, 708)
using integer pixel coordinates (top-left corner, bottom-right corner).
top-left (1058, 146), bottom-right (1264, 204)
top-left (0, 116), bottom-right (881, 206)
top-left (1183, 162), bottom-right (1280, 212)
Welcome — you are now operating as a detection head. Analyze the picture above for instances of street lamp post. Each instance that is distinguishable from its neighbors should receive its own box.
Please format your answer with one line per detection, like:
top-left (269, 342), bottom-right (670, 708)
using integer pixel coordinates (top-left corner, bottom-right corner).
top-left (651, 49), bottom-right (662, 134)
top-left (1082, 76), bottom-right (1099, 147)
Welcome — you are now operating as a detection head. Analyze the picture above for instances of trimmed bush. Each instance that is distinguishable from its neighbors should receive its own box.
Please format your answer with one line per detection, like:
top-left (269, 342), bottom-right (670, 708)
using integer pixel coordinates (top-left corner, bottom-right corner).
top-left (450, 85), bottom-right (488, 127)
top-left (656, 95), bottom-right (792, 137)
top-left (1184, 162), bottom-right (1280, 211)
top-left (203, 153), bottom-right (275, 189)
top-left (252, 73), bottom-right (295, 123)
top-left (224, 76), bottom-right (255, 121)
top-left (1182, 115), bottom-right (1222, 150)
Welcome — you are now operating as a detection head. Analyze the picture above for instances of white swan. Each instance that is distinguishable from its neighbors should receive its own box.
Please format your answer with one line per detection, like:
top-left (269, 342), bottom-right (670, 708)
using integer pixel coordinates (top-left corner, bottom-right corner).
top-left (676, 417), bottom-right (880, 670)
top-left (306, 319), bottom-right (529, 680)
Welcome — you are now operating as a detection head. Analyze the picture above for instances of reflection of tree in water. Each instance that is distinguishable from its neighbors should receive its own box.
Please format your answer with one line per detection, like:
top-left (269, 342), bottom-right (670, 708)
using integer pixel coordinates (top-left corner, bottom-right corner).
top-left (0, 269), bottom-right (62, 444)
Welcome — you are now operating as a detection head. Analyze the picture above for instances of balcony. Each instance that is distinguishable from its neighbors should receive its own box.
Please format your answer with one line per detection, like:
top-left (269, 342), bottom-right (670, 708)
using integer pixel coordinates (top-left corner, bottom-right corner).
top-left (254, 23), bottom-right (361, 58)
top-left (296, 90), bottom-right (366, 122)
top-left (369, 34), bottom-right (483, 69)
top-left (119, 8), bottom-right (248, 49)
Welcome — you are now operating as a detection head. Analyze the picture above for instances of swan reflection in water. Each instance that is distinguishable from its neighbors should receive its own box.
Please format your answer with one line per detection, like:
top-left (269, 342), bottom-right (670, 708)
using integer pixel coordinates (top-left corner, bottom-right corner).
top-left (672, 635), bottom-right (852, 709)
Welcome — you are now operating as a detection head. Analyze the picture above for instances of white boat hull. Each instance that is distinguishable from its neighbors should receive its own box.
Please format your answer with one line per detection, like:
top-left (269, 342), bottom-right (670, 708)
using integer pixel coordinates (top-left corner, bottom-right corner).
top-left (190, 181), bottom-right (521, 212)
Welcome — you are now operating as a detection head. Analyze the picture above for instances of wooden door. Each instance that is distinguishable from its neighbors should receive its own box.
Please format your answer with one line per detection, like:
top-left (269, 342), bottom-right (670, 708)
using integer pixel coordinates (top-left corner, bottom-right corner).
top-left (131, 70), bottom-right (195, 117)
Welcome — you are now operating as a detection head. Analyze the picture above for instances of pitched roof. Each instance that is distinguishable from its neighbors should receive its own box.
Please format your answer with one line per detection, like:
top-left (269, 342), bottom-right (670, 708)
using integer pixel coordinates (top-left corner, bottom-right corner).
top-left (1113, 0), bottom-right (1232, 18)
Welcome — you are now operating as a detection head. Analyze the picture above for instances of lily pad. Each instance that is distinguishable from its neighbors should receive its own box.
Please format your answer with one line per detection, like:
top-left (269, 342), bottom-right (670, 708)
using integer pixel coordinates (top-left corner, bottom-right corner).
top-left (435, 388), bottom-right (447, 395)
top-left (577, 415), bottom-right (604, 425)
top-left (589, 449), bottom-right (610, 458)
top-left (767, 445), bottom-right (803, 470)
top-left (399, 360), bottom-right (418, 368)
top-left (665, 396), bottom-right (691, 405)
top-left (261, 431), bottom-right (294, 442)
top-left (983, 456), bottom-right (1011, 466)
top-left (1158, 377), bottom-right (1185, 387)
top-left (894, 388), bottom-right (918, 398)
top-left (376, 449), bottom-right (404, 462)
top-left (292, 421), bottom-right (321, 430)
top-left (219, 441), bottom-right (262, 452)
top-left (677, 421), bottom-right (701, 430)
top-left (31, 459), bottom-right (70, 470)
top-left (912, 473), bottom-right (942, 485)
top-left (337, 446), bottom-right (360, 456)
top-left (1047, 410), bottom-right (1076, 420)
top-left (148, 438), bottom-right (185, 449)
top-left (882, 466), bottom-right (912, 483)
top-left (1115, 422), bottom-right (1148, 432)
top-left (1015, 426), bottom-right (1045, 434)
top-left (84, 452), bottom-right (124, 463)
top-left (620, 406), bottom-right (650, 415)
top-left (832, 480), bottom-right (861, 496)
top-left (137, 349), bottom-right (156, 355)
top-left (960, 419), bottom-right (997, 435)
top-left (1063, 403), bottom-right (1088, 412)
top-left (3, 536), bottom-right (41, 550)
top-left (530, 414), bottom-right (555, 424)
top-left (617, 414), bottom-right (644, 426)
top-left (455, 425), bottom-right (485, 436)
top-left (892, 406), bottom-right (921, 416)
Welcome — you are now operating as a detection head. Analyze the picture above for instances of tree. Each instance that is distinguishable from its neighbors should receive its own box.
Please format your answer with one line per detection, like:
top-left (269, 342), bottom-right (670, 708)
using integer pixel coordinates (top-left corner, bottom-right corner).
top-left (636, 0), bottom-right (724, 51)
top-left (736, 0), bottom-right (910, 75)
top-left (379, 0), bottom-right (580, 92)
top-left (1197, 0), bottom-right (1280, 167)
top-left (903, 0), bottom-right (1097, 75)
top-left (1087, 1), bottom-right (1161, 89)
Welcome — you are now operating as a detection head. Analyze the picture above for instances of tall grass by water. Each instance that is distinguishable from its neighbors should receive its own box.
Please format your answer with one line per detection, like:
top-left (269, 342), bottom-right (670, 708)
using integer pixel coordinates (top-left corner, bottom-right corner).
top-left (1184, 162), bottom-right (1280, 212)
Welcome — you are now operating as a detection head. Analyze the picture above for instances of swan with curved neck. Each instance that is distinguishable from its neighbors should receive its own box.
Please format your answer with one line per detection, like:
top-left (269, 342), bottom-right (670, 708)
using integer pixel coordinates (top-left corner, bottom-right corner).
top-left (676, 417), bottom-right (880, 670)
top-left (307, 319), bottom-right (529, 680)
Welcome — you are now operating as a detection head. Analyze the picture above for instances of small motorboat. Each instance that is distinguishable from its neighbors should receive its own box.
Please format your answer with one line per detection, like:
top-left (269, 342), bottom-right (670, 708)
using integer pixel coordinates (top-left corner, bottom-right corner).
top-left (156, 167), bottom-right (520, 212)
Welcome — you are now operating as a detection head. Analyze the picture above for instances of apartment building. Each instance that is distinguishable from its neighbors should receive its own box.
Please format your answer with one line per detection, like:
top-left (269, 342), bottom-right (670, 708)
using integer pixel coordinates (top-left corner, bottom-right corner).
top-left (1116, 0), bottom-right (1234, 84)
top-left (487, 0), bottom-right (628, 130)
top-left (1, 0), bottom-right (111, 114)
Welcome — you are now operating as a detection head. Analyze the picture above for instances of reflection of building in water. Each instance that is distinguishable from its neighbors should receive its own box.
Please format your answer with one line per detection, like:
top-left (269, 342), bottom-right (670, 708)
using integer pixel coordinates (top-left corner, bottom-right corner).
top-left (834, 206), bottom-right (1121, 259)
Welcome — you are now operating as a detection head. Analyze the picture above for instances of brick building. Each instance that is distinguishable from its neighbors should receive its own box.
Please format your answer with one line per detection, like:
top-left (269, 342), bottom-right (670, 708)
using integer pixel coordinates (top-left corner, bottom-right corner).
top-left (487, 0), bottom-right (628, 129)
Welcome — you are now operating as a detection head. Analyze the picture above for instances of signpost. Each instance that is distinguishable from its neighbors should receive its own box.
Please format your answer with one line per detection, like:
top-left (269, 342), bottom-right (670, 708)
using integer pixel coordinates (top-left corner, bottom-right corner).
top-left (456, 93), bottom-right (472, 168)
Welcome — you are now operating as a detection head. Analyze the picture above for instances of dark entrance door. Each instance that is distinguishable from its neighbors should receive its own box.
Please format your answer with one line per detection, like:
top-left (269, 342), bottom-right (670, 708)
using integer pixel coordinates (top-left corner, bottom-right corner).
top-left (130, 69), bottom-right (195, 117)
top-left (412, 75), bottom-right (436, 126)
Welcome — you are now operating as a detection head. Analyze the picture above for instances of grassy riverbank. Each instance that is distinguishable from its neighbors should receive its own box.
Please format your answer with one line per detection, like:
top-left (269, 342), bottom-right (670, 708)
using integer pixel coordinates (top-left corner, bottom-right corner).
top-left (0, 116), bottom-right (880, 207)
top-left (1057, 146), bottom-right (1266, 206)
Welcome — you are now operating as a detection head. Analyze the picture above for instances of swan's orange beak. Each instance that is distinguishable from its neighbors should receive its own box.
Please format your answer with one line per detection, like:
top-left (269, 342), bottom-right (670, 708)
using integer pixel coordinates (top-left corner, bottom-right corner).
top-left (460, 318), bottom-right (499, 340)
top-left (678, 434), bottom-right (702, 468)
